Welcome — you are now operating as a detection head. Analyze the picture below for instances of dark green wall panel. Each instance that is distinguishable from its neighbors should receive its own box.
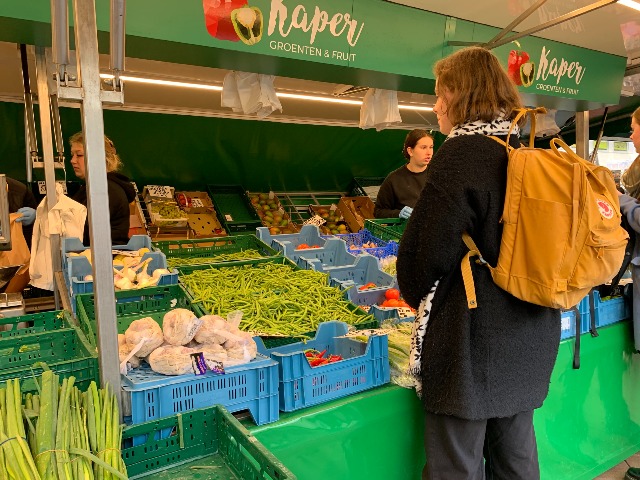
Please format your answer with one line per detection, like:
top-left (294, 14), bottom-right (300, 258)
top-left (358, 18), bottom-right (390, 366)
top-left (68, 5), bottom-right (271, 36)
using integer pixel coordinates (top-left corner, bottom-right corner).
top-left (1, 101), bottom-right (421, 192)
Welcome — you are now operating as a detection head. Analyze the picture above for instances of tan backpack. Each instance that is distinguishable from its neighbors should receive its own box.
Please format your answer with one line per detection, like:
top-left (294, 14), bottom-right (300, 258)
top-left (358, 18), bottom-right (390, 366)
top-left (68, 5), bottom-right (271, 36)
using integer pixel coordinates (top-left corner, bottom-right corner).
top-left (461, 108), bottom-right (629, 310)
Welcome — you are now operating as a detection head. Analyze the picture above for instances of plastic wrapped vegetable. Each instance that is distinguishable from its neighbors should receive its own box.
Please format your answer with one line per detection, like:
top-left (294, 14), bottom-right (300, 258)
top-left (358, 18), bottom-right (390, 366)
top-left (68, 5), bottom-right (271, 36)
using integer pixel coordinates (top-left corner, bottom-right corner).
top-left (148, 345), bottom-right (195, 375)
top-left (197, 343), bottom-right (228, 367)
top-left (224, 331), bottom-right (258, 365)
top-left (124, 317), bottom-right (164, 357)
top-left (162, 308), bottom-right (203, 346)
top-left (193, 314), bottom-right (228, 344)
top-left (118, 343), bottom-right (141, 368)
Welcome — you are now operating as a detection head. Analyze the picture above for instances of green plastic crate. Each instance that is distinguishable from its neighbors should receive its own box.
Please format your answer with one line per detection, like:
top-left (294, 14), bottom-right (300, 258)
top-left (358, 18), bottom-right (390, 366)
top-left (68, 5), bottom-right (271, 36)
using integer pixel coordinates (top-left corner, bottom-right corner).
top-left (152, 233), bottom-right (280, 267)
top-left (121, 405), bottom-right (296, 479)
top-left (75, 284), bottom-right (202, 348)
top-left (364, 218), bottom-right (407, 242)
top-left (0, 311), bottom-right (98, 393)
top-left (207, 184), bottom-right (263, 233)
top-left (0, 310), bottom-right (69, 338)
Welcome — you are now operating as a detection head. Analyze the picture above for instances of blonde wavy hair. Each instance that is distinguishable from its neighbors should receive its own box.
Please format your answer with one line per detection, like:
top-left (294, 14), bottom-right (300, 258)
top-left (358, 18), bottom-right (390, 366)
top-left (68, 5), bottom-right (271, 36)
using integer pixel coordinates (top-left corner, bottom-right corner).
top-left (434, 47), bottom-right (525, 128)
top-left (69, 132), bottom-right (123, 172)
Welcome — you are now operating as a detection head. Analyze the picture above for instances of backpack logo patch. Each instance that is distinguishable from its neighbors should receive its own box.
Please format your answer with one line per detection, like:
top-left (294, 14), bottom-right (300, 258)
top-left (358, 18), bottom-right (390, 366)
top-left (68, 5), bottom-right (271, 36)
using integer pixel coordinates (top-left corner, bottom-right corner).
top-left (597, 198), bottom-right (614, 219)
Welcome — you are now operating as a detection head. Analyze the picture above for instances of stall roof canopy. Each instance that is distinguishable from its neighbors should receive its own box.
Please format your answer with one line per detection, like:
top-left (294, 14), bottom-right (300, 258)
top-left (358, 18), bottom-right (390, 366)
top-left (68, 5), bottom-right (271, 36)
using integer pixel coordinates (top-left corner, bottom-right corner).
top-left (0, 0), bottom-right (630, 110)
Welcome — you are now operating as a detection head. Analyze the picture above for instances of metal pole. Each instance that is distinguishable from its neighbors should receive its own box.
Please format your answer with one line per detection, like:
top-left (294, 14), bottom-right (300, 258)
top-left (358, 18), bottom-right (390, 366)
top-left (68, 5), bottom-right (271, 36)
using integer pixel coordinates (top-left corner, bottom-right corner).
top-left (18, 44), bottom-right (38, 181)
top-left (71, 0), bottom-right (122, 409)
top-left (486, 0), bottom-right (617, 49)
top-left (34, 47), bottom-right (61, 310)
top-left (575, 111), bottom-right (590, 160)
top-left (486, 0), bottom-right (550, 45)
top-left (110, 0), bottom-right (126, 89)
top-left (50, 0), bottom-right (70, 82)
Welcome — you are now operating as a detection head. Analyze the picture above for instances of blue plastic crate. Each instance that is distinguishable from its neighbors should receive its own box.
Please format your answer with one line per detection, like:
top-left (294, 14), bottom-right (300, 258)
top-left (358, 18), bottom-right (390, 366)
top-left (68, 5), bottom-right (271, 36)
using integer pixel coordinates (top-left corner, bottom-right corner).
top-left (123, 354), bottom-right (279, 445)
top-left (560, 295), bottom-right (590, 340)
top-left (369, 304), bottom-right (415, 325)
top-left (280, 238), bottom-right (358, 269)
top-left (303, 254), bottom-right (395, 295)
top-left (256, 224), bottom-right (326, 249)
top-left (61, 235), bottom-right (153, 279)
top-left (322, 229), bottom-right (399, 259)
top-left (67, 251), bottom-right (178, 313)
top-left (592, 290), bottom-right (631, 328)
top-left (256, 321), bottom-right (389, 412)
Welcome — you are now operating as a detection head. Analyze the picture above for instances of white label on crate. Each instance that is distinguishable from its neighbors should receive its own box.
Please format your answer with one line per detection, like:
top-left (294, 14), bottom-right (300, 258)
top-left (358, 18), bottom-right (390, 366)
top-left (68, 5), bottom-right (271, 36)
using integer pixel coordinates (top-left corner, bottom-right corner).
top-left (38, 180), bottom-right (67, 194)
top-left (145, 185), bottom-right (173, 198)
top-left (303, 215), bottom-right (326, 227)
top-left (561, 316), bottom-right (570, 331)
top-left (191, 198), bottom-right (205, 208)
top-left (224, 214), bottom-right (234, 222)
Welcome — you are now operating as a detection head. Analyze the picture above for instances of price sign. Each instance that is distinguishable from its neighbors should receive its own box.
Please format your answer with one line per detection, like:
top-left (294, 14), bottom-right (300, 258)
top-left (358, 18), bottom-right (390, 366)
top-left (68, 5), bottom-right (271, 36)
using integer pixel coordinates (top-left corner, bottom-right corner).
top-left (38, 181), bottom-right (67, 195)
top-left (145, 185), bottom-right (173, 199)
top-left (191, 198), bottom-right (205, 208)
top-left (303, 215), bottom-right (326, 227)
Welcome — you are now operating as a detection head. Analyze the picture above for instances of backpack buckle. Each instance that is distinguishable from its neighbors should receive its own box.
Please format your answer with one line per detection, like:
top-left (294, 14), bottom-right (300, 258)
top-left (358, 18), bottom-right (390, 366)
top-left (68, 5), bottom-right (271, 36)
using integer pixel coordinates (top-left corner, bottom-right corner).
top-left (475, 255), bottom-right (488, 266)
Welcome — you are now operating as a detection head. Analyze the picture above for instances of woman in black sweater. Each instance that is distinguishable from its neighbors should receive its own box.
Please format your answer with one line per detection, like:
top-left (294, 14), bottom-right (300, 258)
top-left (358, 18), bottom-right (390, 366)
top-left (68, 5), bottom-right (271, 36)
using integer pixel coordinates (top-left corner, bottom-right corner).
top-left (69, 132), bottom-right (136, 245)
top-left (397, 47), bottom-right (560, 480)
top-left (373, 129), bottom-right (433, 219)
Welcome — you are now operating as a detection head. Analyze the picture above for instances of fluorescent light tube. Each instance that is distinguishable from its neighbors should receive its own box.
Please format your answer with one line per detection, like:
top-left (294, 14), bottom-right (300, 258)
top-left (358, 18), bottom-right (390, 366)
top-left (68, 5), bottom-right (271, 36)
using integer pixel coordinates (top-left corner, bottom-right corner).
top-left (100, 73), bottom-right (433, 111)
top-left (618, 0), bottom-right (640, 12)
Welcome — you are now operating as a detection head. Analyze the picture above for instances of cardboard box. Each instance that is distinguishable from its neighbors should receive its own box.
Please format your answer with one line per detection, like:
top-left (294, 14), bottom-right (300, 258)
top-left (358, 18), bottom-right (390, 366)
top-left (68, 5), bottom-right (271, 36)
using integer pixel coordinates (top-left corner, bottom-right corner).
top-left (175, 191), bottom-right (215, 214)
top-left (187, 212), bottom-right (227, 238)
top-left (307, 204), bottom-right (349, 234)
top-left (338, 196), bottom-right (375, 233)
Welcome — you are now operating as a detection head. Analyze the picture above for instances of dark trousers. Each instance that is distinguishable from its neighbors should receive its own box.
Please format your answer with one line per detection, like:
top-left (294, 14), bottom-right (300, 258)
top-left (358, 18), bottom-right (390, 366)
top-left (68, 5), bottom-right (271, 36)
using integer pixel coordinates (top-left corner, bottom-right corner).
top-left (422, 410), bottom-right (539, 480)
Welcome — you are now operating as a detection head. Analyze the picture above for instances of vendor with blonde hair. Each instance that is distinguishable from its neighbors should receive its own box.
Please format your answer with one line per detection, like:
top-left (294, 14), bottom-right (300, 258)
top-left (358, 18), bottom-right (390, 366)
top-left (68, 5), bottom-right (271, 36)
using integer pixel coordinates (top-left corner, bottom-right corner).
top-left (69, 132), bottom-right (136, 245)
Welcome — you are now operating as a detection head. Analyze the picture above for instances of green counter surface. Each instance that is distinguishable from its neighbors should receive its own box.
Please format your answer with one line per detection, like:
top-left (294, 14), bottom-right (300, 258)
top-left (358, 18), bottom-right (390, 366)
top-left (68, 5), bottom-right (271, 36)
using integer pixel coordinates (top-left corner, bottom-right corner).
top-left (249, 320), bottom-right (640, 480)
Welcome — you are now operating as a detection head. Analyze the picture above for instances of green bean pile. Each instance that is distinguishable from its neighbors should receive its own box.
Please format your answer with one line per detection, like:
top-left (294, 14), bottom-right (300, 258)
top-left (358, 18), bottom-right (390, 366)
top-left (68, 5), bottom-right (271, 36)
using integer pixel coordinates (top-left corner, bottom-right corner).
top-left (182, 263), bottom-right (374, 336)
top-left (166, 249), bottom-right (265, 268)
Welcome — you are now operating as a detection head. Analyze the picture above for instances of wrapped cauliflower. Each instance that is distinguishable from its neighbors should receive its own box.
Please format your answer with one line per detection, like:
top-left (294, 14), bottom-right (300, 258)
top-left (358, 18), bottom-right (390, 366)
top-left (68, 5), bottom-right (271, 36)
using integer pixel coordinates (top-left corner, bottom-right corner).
top-left (118, 342), bottom-right (141, 369)
top-left (148, 345), bottom-right (196, 375)
top-left (197, 343), bottom-right (228, 367)
top-left (162, 308), bottom-right (203, 346)
top-left (224, 331), bottom-right (258, 366)
top-left (124, 317), bottom-right (164, 357)
top-left (193, 315), bottom-right (229, 344)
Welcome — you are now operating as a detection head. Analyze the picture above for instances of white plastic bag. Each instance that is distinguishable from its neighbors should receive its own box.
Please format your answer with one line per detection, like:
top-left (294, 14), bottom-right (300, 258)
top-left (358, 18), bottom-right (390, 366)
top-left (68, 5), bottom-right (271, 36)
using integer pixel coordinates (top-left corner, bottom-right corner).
top-left (162, 308), bottom-right (203, 346)
top-left (124, 317), bottom-right (164, 358)
top-left (148, 345), bottom-right (196, 376)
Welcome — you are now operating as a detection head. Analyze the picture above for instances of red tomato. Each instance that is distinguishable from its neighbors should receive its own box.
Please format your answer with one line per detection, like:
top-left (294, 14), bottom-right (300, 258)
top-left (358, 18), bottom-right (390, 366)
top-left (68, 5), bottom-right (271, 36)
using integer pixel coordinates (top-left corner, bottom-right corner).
top-left (386, 299), bottom-right (401, 308)
top-left (385, 288), bottom-right (400, 300)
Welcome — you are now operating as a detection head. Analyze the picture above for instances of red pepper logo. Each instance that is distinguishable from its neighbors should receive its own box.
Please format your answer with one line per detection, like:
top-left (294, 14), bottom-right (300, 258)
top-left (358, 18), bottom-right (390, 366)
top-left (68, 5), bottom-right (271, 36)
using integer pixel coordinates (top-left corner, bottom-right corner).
top-left (507, 49), bottom-right (530, 86)
top-left (203, 0), bottom-right (247, 42)
top-left (596, 198), bottom-right (614, 219)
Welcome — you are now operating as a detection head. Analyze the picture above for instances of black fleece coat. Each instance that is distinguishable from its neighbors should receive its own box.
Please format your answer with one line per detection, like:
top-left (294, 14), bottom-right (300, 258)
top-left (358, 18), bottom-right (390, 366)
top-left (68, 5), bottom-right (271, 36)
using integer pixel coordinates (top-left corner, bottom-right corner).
top-left (73, 172), bottom-right (136, 245)
top-left (397, 134), bottom-right (560, 421)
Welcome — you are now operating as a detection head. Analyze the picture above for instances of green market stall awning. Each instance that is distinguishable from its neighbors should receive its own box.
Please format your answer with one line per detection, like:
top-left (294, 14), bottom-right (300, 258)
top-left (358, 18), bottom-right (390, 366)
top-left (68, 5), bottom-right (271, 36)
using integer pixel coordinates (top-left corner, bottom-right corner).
top-left (0, 0), bottom-right (628, 109)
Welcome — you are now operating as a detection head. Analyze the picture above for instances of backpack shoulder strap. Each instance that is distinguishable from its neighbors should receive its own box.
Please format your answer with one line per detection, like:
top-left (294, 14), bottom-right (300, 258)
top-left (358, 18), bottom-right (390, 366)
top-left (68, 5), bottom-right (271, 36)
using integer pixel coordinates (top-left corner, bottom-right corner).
top-left (461, 232), bottom-right (493, 309)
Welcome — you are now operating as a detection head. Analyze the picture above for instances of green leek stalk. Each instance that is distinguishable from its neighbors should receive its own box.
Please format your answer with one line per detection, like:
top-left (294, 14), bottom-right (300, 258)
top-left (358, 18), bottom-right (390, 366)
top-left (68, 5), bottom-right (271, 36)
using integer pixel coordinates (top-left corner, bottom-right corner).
top-left (35, 370), bottom-right (58, 480)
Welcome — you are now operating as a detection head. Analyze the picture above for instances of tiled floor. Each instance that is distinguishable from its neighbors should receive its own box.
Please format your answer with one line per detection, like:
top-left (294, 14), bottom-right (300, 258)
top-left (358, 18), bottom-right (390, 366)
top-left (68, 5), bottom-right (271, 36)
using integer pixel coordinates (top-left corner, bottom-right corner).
top-left (595, 452), bottom-right (640, 479)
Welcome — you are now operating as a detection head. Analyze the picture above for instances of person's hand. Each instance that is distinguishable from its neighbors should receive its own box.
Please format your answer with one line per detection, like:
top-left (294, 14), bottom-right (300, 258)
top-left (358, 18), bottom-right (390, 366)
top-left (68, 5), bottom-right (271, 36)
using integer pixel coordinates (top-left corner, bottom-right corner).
top-left (16, 207), bottom-right (36, 226)
top-left (399, 206), bottom-right (413, 219)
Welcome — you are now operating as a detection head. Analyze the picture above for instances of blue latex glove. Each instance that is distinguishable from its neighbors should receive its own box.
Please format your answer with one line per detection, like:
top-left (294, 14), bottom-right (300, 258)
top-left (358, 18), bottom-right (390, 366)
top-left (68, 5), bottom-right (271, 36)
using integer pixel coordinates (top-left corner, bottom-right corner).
top-left (399, 206), bottom-right (413, 219)
top-left (16, 207), bottom-right (36, 226)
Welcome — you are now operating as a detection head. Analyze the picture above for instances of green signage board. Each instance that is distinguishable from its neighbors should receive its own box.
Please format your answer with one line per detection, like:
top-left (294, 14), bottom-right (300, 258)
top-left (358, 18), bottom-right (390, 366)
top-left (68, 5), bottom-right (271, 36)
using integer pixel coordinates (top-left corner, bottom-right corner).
top-left (446, 19), bottom-right (627, 108)
top-left (0, 0), bottom-right (627, 106)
